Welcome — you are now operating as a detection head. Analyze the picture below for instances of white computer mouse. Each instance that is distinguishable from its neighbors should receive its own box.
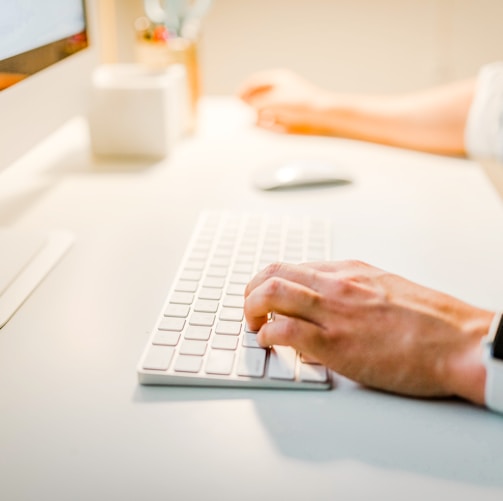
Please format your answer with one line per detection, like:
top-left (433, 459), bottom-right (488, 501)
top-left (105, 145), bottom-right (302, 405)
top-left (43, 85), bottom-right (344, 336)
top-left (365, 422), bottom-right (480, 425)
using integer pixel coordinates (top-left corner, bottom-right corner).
top-left (253, 160), bottom-right (352, 191)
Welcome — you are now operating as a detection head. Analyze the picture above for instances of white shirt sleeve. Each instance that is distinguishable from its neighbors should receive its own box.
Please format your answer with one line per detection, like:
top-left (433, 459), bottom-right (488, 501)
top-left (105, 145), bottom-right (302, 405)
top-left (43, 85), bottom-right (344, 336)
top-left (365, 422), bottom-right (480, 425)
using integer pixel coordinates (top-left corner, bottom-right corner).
top-left (464, 62), bottom-right (503, 161)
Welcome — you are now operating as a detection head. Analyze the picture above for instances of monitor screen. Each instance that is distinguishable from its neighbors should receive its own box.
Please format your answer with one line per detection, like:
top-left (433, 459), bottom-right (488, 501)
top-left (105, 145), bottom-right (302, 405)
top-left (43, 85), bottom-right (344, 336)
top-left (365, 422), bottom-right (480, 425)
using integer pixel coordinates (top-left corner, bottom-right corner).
top-left (0, 0), bottom-right (96, 172)
top-left (0, 0), bottom-right (88, 91)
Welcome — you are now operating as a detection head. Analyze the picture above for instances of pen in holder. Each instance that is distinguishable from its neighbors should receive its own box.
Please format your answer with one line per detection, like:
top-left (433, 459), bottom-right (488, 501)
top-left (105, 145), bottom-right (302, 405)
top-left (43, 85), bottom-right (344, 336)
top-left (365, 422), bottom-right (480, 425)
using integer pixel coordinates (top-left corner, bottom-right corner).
top-left (135, 34), bottom-right (199, 133)
top-left (135, 0), bottom-right (211, 132)
top-left (163, 36), bottom-right (199, 128)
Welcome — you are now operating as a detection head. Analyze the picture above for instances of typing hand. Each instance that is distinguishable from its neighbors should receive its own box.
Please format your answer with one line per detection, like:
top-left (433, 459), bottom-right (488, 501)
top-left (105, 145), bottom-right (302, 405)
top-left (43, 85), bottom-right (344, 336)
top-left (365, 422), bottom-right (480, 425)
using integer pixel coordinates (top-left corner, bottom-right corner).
top-left (244, 260), bottom-right (492, 405)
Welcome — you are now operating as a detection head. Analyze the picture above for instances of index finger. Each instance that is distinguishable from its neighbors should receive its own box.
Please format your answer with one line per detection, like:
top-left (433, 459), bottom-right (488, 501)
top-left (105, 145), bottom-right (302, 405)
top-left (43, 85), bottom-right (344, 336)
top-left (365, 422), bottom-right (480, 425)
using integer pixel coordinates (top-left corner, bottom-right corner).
top-left (245, 262), bottom-right (321, 298)
top-left (244, 274), bottom-right (322, 332)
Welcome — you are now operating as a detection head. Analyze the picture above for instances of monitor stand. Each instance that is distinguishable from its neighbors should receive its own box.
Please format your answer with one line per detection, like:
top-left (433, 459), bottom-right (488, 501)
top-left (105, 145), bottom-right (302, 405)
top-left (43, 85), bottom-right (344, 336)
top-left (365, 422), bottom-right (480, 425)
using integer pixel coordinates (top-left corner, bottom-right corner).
top-left (0, 229), bottom-right (74, 328)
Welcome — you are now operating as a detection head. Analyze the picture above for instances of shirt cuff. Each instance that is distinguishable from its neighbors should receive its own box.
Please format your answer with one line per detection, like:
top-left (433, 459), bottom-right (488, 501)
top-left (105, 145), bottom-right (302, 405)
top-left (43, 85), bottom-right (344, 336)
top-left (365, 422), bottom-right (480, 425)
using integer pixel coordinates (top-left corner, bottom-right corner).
top-left (464, 62), bottom-right (503, 161)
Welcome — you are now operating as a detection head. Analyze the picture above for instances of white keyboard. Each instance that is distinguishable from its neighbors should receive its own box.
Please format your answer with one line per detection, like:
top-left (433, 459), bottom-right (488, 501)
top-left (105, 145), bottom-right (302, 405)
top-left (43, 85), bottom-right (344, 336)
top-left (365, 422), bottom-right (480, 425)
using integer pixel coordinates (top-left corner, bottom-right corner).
top-left (137, 211), bottom-right (333, 389)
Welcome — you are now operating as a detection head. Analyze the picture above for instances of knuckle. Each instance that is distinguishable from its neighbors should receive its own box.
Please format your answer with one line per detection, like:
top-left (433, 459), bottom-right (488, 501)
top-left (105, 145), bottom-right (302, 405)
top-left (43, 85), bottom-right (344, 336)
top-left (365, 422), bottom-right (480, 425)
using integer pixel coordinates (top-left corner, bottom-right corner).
top-left (340, 258), bottom-right (365, 270)
top-left (279, 316), bottom-right (297, 337)
top-left (263, 262), bottom-right (283, 278)
top-left (331, 275), bottom-right (353, 295)
top-left (272, 316), bottom-right (301, 347)
top-left (263, 276), bottom-right (283, 299)
top-left (330, 260), bottom-right (369, 292)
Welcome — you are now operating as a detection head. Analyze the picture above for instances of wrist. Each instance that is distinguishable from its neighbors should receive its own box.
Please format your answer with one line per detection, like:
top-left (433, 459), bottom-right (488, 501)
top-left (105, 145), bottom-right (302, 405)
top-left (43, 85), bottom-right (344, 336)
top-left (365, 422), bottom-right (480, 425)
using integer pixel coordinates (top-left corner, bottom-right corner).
top-left (445, 309), bottom-right (493, 406)
top-left (312, 92), bottom-right (369, 138)
top-left (314, 92), bottom-right (401, 145)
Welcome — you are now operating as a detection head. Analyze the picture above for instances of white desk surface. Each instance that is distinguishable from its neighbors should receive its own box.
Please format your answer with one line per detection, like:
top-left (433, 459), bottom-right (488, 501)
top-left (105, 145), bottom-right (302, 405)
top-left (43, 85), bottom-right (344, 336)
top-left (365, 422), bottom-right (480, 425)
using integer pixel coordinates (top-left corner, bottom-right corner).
top-left (1, 97), bottom-right (503, 500)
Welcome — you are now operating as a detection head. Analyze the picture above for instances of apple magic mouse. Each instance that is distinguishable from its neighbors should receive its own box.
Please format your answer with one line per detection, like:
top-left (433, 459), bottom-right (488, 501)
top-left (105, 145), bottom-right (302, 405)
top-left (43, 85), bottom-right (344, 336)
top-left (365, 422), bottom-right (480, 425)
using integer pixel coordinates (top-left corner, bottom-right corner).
top-left (253, 161), bottom-right (351, 191)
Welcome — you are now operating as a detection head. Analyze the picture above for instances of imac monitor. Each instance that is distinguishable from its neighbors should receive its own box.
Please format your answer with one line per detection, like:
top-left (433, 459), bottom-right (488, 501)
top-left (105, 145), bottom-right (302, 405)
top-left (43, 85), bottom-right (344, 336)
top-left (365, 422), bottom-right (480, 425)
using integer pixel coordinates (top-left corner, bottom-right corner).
top-left (0, 0), bottom-right (95, 171)
top-left (0, 0), bottom-right (96, 327)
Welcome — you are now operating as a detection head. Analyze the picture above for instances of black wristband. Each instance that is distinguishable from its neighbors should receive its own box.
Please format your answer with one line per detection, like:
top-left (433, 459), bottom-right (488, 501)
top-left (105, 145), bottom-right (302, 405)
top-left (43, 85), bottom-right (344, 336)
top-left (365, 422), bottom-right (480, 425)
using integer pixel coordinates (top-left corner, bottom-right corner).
top-left (493, 314), bottom-right (503, 360)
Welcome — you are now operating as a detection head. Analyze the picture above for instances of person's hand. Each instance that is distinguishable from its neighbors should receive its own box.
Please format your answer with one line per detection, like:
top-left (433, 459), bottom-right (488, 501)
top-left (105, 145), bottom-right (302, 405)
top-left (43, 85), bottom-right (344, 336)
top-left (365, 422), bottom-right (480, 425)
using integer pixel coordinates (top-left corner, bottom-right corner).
top-left (244, 260), bottom-right (493, 405)
top-left (237, 68), bottom-right (339, 135)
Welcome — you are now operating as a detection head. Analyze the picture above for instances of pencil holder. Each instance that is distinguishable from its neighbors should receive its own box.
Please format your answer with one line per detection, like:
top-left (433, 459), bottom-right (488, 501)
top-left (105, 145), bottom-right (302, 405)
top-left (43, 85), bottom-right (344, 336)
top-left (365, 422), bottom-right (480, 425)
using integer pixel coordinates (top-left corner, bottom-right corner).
top-left (88, 63), bottom-right (188, 158)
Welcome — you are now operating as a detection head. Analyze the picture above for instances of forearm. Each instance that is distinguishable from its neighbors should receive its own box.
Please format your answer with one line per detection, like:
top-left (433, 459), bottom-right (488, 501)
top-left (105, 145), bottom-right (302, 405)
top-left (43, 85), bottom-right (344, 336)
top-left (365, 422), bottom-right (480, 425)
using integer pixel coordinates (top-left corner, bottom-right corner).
top-left (319, 79), bottom-right (476, 156)
top-left (239, 69), bottom-right (478, 156)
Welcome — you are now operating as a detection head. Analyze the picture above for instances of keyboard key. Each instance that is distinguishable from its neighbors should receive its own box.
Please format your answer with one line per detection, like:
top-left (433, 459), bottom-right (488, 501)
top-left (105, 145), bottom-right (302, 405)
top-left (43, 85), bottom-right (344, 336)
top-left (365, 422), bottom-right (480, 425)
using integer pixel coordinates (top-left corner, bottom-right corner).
top-left (143, 346), bottom-right (174, 371)
top-left (189, 313), bottom-right (215, 326)
top-left (184, 259), bottom-right (205, 270)
top-left (242, 332), bottom-right (261, 348)
top-left (238, 244), bottom-right (256, 254)
top-left (194, 299), bottom-right (219, 313)
top-left (268, 346), bottom-right (297, 380)
top-left (207, 267), bottom-right (227, 277)
top-left (174, 355), bottom-right (202, 373)
top-left (179, 340), bottom-right (207, 356)
top-left (237, 348), bottom-right (267, 378)
top-left (219, 307), bottom-right (244, 322)
top-left (229, 273), bottom-right (250, 284)
top-left (210, 257), bottom-right (231, 267)
top-left (259, 252), bottom-right (278, 263)
top-left (153, 331), bottom-right (180, 346)
top-left (215, 321), bottom-right (241, 336)
top-left (188, 251), bottom-right (208, 261)
top-left (284, 253), bottom-right (303, 263)
top-left (184, 325), bottom-right (212, 341)
top-left (192, 244), bottom-right (211, 254)
top-left (180, 269), bottom-right (202, 281)
top-left (202, 277), bottom-right (225, 288)
top-left (164, 304), bottom-right (190, 318)
top-left (234, 254), bottom-right (254, 264)
top-left (198, 287), bottom-right (222, 300)
top-left (232, 263), bottom-right (253, 274)
top-left (175, 280), bottom-right (198, 293)
top-left (213, 248), bottom-right (232, 258)
top-left (226, 283), bottom-right (246, 296)
top-left (158, 317), bottom-right (185, 331)
top-left (170, 292), bottom-right (194, 305)
top-left (299, 363), bottom-right (328, 383)
top-left (205, 350), bottom-right (235, 375)
top-left (212, 334), bottom-right (238, 350)
top-left (222, 295), bottom-right (245, 308)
